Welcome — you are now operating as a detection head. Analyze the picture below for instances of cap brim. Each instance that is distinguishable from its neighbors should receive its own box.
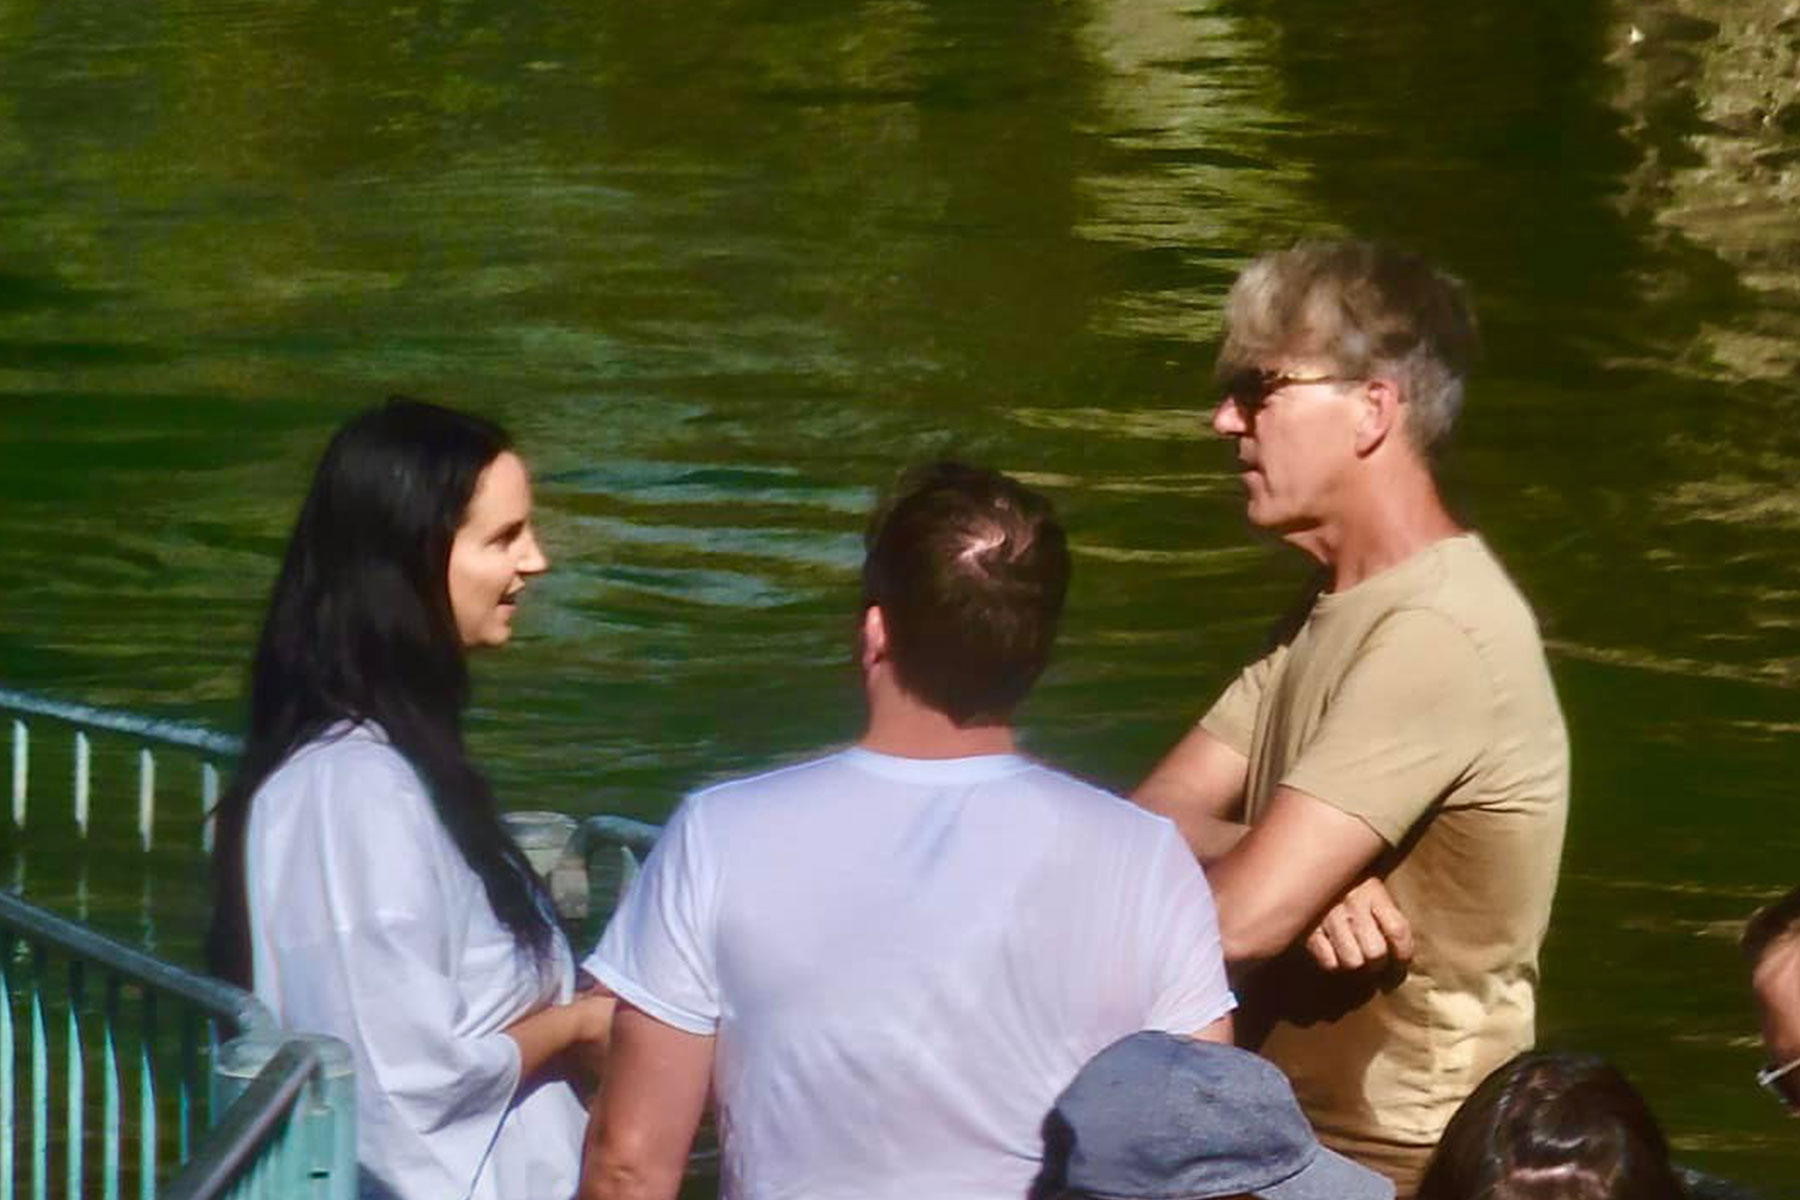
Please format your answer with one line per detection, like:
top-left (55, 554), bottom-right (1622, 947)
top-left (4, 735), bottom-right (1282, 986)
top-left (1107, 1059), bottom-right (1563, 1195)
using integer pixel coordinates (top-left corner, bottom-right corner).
top-left (1255, 1145), bottom-right (1395, 1200)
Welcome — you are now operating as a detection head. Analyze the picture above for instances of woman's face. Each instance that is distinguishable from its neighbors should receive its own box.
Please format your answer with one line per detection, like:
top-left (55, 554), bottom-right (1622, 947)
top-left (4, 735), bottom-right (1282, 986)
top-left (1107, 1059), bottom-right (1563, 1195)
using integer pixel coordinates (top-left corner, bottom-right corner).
top-left (448, 451), bottom-right (550, 649)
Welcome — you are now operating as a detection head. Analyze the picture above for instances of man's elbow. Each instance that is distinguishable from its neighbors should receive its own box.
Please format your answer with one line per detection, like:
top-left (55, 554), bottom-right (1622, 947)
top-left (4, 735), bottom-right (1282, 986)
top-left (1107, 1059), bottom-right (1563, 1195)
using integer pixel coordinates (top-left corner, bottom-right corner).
top-left (1213, 895), bottom-right (1299, 966)
top-left (578, 1152), bottom-right (679, 1200)
top-left (1219, 924), bottom-right (1279, 966)
top-left (579, 1117), bottom-right (685, 1200)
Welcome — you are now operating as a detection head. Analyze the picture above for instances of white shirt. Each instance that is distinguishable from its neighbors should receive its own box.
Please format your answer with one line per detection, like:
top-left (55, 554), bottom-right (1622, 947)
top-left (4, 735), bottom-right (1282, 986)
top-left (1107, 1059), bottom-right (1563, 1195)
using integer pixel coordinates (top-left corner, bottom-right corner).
top-left (245, 723), bottom-right (586, 1200)
top-left (587, 747), bottom-right (1235, 1200)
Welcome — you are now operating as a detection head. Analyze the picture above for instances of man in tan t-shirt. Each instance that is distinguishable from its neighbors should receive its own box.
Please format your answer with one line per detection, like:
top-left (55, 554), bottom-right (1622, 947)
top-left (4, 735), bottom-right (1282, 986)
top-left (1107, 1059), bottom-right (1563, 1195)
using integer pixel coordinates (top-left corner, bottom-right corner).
top-left (1136, 241), bottom-right (1568, 1197)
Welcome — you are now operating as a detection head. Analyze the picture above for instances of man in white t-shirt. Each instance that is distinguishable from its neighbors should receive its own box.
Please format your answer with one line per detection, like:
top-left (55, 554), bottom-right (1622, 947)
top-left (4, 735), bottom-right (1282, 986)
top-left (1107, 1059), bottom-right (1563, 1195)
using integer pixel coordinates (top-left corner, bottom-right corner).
top-left (579, 462), bottom-right (1236, 1200)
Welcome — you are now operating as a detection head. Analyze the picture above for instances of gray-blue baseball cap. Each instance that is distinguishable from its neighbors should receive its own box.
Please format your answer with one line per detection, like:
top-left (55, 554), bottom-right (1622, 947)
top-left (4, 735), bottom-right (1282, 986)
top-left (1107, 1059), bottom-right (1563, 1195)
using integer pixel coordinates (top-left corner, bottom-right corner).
top-left (1046, 1032), bottom-right (1395, 1200)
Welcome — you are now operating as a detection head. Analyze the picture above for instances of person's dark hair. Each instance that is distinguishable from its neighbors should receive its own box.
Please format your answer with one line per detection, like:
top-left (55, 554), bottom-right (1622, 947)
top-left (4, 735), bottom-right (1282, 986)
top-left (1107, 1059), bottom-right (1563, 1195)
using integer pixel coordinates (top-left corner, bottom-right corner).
top-left (861, 461), bottom-right (1070, 727)
top-left (1742, 883), bottom-right (1800, 968)
top-left (206, 396), bottom-right (559, 987)
top-left (1417, 1051), bottom-right (1685, 1200)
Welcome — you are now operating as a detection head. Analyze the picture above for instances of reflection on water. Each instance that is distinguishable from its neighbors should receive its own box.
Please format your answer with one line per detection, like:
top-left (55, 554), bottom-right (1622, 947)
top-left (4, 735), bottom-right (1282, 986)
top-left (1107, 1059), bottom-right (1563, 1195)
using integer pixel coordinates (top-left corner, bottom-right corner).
top-left (1610, 0), bottom-right (1800, 380)
top-left (4, 0), bottom-right (1800, 1187)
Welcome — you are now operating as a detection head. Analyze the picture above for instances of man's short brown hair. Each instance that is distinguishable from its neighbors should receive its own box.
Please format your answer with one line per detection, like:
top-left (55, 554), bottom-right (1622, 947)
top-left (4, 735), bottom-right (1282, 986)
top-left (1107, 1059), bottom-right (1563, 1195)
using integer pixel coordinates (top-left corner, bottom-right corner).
top-left (862, 462), bottom-right (1070, 727)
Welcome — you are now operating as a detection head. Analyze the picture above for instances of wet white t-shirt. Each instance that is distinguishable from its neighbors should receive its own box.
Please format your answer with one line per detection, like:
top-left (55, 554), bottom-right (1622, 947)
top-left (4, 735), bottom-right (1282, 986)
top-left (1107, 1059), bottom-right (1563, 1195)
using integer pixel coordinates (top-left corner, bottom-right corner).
top-left (588, 747), bottom-right (1235, 1200)
top-left (245, 723), bottom-right (586, 1200)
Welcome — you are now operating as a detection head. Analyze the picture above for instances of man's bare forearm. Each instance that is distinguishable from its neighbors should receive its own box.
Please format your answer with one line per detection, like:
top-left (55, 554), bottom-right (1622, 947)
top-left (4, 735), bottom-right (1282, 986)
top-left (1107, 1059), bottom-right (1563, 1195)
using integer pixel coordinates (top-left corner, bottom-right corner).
top-left (1160, 806), bottom-right (1250, 866)
top-left (577, 1006), bottom-right (714, 1200)
top-left (1206, 787), bottom-right (1390, 964)
top-left (1133, 728), bottom-right (1251, 864)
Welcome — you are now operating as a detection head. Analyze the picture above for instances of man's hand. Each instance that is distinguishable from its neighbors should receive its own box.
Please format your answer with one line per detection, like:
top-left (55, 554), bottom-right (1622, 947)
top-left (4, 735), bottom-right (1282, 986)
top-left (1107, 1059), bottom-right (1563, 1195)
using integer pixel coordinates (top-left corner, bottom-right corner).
top-left (1303, 877), bottom-right (1413, 971)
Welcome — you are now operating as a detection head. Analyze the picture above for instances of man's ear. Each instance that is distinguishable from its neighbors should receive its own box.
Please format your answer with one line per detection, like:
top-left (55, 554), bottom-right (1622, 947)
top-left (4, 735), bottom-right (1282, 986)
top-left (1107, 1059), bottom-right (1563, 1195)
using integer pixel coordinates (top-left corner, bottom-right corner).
top-left (1354, 377), bottom-right (1403, 456)
top-left (860, 605), bottom-right (889, 671)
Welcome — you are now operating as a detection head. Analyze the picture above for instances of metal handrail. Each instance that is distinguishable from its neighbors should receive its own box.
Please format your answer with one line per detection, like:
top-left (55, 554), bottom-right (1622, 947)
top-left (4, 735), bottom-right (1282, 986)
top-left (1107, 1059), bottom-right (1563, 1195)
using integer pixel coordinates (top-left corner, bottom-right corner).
top-left (0, 891), bottom-right (271, 1036)
top-left (3, 685), bottom-right (235, 851)
top-left (158, 1042), bottom-right (321, 1200)
top-left (579, 814), bottom-right (662, 857)
top-left (2, 685), bottom-right (669, 919)
top-left (0, 689), bottom-right (241, 758)
top-left (0, 889), bottom-right (355, 1200)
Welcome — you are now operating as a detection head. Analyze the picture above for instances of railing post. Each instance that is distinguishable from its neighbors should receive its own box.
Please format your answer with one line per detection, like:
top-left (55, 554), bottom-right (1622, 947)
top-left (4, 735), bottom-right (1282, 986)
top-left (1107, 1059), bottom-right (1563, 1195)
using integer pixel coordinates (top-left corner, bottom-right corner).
top-left (10, 719), bottom-right (25, 830)
top-left (72, 733), bottom-right (89, 840)
top-left (101, 975), bottom-right (121, 1200)
top-left (64, 963), bottom-right (84, 1200)
top-left (178, 1012), bottom-right (200, 1163)
top-left (137, 750), bottom-right (155, 852)
top-left (213, 1033), bottom-right (357, 1199)
top-left (200, 763), bottom-right (219, 854)
top-left (138, 992), bottom-right (156, 1200)
top-left (1, 932), bottom-right (15, 1200)
top-left (29, 944), bottom-right (48, 1200)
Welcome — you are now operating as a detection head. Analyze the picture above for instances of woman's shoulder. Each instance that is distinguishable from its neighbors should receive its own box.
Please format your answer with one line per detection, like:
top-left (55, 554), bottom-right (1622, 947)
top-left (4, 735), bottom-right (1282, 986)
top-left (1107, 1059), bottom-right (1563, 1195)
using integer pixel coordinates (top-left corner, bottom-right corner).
top-left (257, 722), bottom-right (435, 832)
top-left (272, 719), bottom-right (415, 779)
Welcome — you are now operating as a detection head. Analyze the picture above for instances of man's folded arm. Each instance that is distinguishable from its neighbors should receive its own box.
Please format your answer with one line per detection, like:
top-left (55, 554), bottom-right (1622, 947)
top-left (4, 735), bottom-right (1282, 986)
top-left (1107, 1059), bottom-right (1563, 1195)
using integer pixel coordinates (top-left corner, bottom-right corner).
top-left (1204, 785), bottom-right (1390, 966)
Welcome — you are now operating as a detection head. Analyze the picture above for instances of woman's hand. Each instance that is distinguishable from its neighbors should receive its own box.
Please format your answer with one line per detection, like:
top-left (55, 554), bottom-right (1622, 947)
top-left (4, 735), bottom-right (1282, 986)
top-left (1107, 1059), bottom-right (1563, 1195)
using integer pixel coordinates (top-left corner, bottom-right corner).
top-left (504, 987), bottom-right (619, 1085)
top-left (566, 989), bottom-right (618, 1082)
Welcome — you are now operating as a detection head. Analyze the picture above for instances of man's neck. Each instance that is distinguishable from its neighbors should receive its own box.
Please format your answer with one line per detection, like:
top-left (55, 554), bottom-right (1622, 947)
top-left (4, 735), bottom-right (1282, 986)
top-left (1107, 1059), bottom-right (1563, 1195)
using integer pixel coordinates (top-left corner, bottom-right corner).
top-left (1292, 462), bottom-right (1463, 592)
top-left (860, 681), bottom-right (1018, 760)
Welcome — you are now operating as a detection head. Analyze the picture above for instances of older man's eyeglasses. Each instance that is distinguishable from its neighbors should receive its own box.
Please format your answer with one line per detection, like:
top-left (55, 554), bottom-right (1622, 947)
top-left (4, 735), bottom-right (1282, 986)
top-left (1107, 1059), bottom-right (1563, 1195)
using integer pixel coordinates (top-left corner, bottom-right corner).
top-left (1756, 1055), bottom-right (1800, 1110)
top-left (1218, 367), bottom-right (1362, 414)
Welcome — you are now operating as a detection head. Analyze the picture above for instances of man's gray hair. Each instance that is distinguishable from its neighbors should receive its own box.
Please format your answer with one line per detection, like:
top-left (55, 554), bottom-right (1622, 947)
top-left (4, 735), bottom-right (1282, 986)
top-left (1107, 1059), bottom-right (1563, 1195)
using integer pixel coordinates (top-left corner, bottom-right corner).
top-left (1217, 240), bottom-right (1481, 455)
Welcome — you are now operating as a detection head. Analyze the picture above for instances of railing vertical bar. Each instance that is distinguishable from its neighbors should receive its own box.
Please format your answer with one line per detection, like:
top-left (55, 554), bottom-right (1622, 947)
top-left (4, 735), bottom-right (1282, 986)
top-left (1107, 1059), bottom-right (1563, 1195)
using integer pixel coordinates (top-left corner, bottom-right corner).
top-left (137, 992), bottom-right (154, 1200)
top-left (0, 885), bottom-right (314, 1200)
top-left (258, 1122), bottom-right (278, 1200)
top-left (101, 975), bottom-right (120, 1200)
top-left (177, 1011), bottom-right (199, 1163)
top-left (72, 733), bottom-right (89, 840)
top-left (9, 720), bottom-right (25, 830)
top-left (137, 750), bottom-right (155, 852)
top-left (278, 1105), bottom-right (302, 1198)
top-left (200, 763), bottom-right (219, 854)
top-left (204, 1020), bottom-right (220, 1129)
top-left (249, 1139), bottom-right (269, 1200)
top-left (28, 945), bottom-right (48, 1200)
top-left (63, 962), bottom-right (83, 1200)
top-left (1, 932), bottom-right (17, 1200)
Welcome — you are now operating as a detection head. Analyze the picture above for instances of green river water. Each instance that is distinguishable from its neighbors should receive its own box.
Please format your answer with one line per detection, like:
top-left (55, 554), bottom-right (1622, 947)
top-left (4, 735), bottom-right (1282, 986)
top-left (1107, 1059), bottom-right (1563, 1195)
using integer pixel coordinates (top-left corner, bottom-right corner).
top-left (3, 0), bottom-right (1799, 1189)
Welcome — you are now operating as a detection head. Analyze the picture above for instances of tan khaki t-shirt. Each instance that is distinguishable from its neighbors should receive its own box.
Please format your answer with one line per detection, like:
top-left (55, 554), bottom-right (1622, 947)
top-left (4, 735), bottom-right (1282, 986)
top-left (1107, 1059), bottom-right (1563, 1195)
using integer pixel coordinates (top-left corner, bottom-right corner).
top-left (1201, 533), bottom-right (1568, 1152)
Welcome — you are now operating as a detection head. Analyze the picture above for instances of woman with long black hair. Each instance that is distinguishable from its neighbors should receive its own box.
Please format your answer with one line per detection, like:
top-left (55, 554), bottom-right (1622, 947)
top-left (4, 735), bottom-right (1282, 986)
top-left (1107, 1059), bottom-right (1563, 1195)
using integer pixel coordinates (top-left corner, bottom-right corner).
top-left (206, 397), bottom-right (608, 1200)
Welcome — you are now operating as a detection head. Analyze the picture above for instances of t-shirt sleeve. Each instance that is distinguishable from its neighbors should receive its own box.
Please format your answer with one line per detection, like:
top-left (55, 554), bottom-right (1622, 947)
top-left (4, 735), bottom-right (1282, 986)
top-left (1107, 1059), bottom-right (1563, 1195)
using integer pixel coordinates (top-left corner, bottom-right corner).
top-left (1280, 608), bottom-right (1493, 845)
top-left (251, 750), bottom-right (523, 1196)
top-left (1140, 822), bottom-right (1237, 1034)
top-left (1198, 649), bottom-right (1278, 755)
top-left (583, 794), bottom-right (721, 1036)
